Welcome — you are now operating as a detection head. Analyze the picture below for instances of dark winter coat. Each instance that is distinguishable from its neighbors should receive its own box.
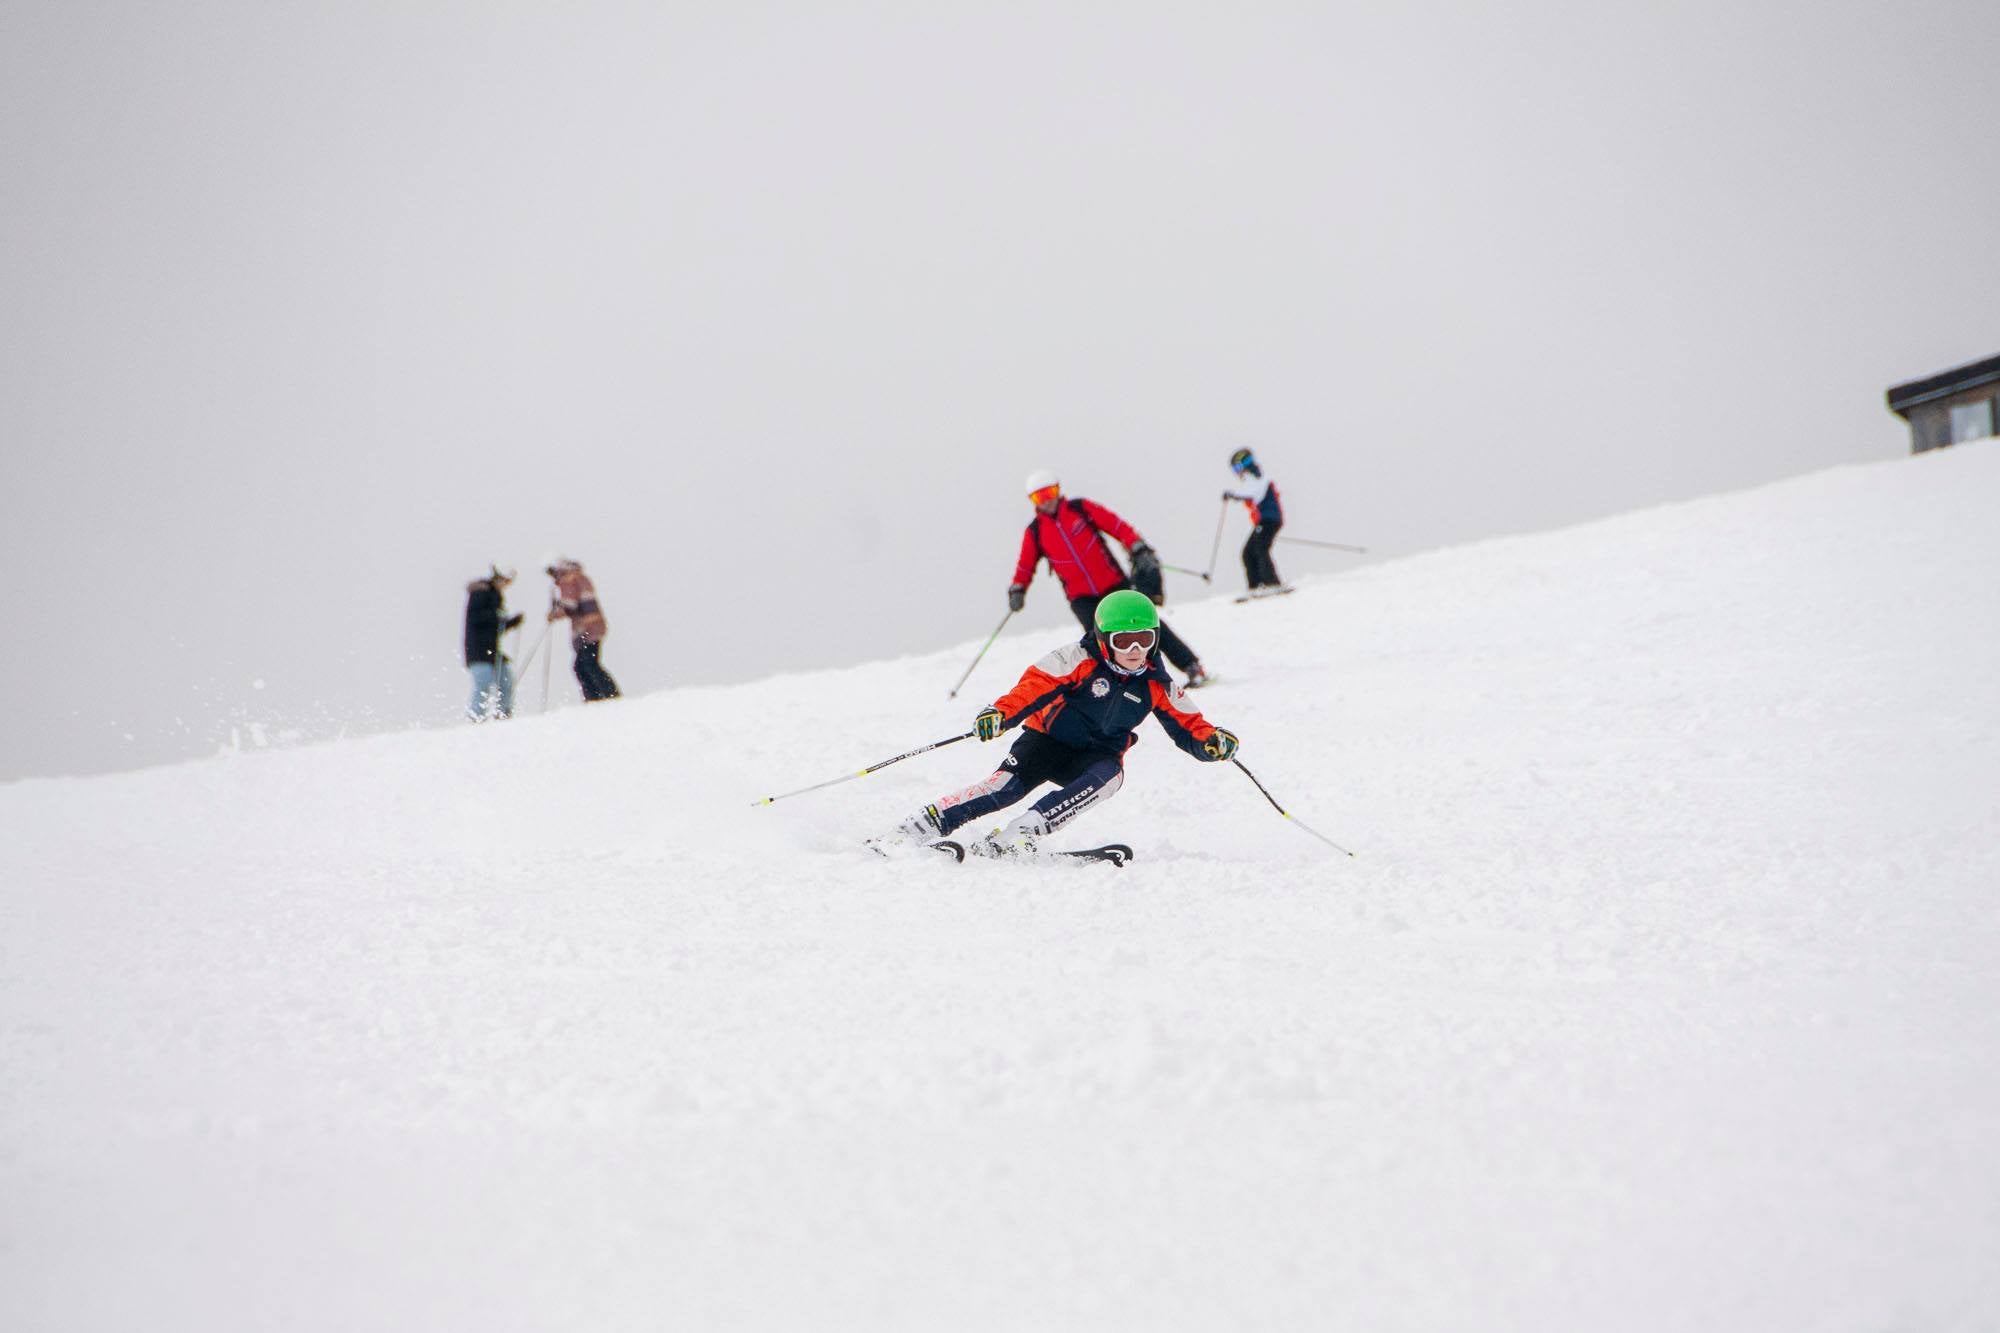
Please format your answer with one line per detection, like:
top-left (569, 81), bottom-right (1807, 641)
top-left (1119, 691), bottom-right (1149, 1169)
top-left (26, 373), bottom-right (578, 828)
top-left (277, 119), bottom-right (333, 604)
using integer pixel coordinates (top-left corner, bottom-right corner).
top-left (464, 580), bottom-right (523, 667)
top-left (991, 634), bottom-right (1217, 761)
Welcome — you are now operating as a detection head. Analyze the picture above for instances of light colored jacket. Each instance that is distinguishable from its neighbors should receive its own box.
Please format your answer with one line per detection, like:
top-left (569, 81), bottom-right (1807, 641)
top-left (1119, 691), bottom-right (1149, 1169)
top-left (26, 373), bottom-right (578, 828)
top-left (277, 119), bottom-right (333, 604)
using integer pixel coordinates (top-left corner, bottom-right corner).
top-left (549, 564), bottom-right (608, 644)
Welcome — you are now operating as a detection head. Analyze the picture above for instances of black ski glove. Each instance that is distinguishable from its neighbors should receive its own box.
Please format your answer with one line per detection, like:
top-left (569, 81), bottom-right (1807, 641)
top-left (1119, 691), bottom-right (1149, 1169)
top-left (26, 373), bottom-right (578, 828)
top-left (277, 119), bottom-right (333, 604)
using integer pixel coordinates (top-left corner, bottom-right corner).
top-left (976, 707), bottom-right (1006, 742)
top-left (1007, 585), bottom-right (1026, 613)
top-left (1201, 728), bottom-right (1238, 762)
top-left (1128, 544), bottom-right (1165, 605)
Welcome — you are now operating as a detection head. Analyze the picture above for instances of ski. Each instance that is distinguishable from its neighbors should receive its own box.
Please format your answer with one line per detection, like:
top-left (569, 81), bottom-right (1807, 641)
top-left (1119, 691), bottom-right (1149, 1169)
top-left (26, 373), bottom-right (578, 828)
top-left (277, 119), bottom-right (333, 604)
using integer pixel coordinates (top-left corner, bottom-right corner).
top-left (1233, 586), bottom-right (1296, 604)
top-left (1056, 843), bottom-right (1134, 867)
top-left (930, 840), bottom-right (1133, 868)
top-left (867, 836), bottom-right (958, 859)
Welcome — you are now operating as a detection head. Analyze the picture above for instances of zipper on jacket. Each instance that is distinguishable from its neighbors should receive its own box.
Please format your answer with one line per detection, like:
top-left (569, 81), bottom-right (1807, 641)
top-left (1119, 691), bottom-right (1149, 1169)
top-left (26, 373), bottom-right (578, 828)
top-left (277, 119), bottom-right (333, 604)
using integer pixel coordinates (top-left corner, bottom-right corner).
top-left (1049, 507), bottom-right (1104, 596)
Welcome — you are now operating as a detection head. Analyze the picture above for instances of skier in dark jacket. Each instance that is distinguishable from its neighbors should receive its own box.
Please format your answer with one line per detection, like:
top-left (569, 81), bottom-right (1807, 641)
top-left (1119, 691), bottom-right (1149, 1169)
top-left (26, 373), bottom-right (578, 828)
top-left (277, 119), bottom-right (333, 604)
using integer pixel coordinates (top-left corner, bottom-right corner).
top-left (1223, 448), bottom-right (1288, 596)
top-left (884, 590), bottom-right (1238, 857)
top-left (463, 566), bottom-right (523, 720)
top-left (1008, 469), bottom-right (1213, 687)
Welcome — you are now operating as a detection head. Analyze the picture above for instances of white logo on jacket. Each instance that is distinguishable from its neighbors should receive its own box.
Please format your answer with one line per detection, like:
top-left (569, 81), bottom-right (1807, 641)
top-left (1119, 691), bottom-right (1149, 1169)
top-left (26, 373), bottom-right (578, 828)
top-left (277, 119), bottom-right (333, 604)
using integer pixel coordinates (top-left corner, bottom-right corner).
top-left (1090, 678), bottom-right (1111, 698)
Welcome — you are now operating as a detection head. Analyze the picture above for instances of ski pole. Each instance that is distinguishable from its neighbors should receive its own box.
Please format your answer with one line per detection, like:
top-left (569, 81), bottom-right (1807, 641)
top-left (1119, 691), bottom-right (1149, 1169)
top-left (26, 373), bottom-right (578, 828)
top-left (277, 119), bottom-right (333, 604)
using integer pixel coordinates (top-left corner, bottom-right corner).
top-left (1232, 758), bottom-right (1355, 857)
top-left (515, 621), bottom-right (552, 678)
top-left (1278, 536), bottom-right (1369, 554)
top-left (753, 730), bottom-right (979, 807)
top-left (948, 609), bottom-right (1013, 699)
top-left (1161, 561), bottom-right (1211, 582)
top-left (540, 607), bottom-right (555, 713)
top-left (515, 630), bottom-right (543, 720)
top-left (1204, 497), bottom-right (1229, 581)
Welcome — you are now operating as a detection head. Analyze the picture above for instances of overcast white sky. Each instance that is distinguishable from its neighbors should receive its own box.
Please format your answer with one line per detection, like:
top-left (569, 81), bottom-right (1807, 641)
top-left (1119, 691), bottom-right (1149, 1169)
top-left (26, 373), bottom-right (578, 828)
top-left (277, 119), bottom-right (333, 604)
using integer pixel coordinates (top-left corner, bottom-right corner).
top-left (4, 0), bottom-right (1997, 782)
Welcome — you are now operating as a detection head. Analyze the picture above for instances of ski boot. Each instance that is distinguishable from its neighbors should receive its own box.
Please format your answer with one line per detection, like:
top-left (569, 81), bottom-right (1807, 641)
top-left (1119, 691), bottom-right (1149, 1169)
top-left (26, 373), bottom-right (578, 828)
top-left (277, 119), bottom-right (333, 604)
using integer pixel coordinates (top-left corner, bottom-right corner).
top-left (968, 831), bottom-right (1035, 859)
top-left (866, 804), bottom-right (945, 856)
top-left (968, 813), bottom-right (1046, 860)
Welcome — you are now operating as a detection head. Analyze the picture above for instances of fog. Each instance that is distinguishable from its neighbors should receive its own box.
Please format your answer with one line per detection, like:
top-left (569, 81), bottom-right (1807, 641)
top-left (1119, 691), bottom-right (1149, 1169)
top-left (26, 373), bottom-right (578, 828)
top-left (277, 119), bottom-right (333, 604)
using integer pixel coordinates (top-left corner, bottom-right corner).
top-left (4, 0), bottom-right (1996, 780)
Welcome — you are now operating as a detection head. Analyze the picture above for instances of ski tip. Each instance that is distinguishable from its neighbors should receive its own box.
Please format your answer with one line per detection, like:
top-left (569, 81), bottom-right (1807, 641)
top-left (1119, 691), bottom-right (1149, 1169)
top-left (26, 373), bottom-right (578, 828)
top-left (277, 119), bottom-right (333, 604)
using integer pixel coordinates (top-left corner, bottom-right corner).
top-left (929, 840), bottom-right (967, 862)
top-left (1059, 843), bottom-right (1134, 867)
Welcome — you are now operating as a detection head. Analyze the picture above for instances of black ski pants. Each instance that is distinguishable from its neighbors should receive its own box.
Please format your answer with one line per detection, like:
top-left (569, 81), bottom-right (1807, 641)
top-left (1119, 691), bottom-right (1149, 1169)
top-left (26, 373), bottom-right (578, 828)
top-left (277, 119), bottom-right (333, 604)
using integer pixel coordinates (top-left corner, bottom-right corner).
top-left (572, 638), bottom-right (621, 702)
top-left (931, 729), bottom-right (1125, 838)
top-left (1243, 520), bottom-right (1283, 589)
top-left (1067, 584), bottom-right (1199, 674)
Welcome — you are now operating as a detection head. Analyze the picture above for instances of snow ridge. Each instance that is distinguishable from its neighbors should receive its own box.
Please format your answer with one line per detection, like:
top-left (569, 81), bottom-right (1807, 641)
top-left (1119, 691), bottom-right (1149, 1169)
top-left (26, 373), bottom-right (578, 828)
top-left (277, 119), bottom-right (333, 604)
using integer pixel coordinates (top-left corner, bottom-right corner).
top-left (4, 445), bottom-right (1998, 1330)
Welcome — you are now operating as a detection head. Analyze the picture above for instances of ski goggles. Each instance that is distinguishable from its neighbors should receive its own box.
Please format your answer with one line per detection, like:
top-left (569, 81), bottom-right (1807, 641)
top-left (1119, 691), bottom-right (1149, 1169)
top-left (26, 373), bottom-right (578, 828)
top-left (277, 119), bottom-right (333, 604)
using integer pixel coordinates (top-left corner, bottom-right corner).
top-left (1028, 484), bottom-right (1061, 506)
top-left (1106, 628), bottom-right (1158, 653)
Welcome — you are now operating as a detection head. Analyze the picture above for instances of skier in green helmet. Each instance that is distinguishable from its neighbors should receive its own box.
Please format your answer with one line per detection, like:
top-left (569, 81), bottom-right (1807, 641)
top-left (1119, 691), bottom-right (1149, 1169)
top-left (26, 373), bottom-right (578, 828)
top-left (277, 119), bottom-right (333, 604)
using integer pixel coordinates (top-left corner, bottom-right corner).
top-left (884, 589), bottom-right (1240, 857)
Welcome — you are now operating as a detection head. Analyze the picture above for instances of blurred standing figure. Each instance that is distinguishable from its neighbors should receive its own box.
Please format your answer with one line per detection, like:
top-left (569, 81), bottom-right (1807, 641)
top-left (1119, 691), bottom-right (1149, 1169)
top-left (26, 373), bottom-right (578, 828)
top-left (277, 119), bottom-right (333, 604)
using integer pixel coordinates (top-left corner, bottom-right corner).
top-left (1224, 448), bottom-right (1288, 595)
top-left (464, 566), bottom-right (523, 720)
top-left (545, 556), bottom-right (621, 702)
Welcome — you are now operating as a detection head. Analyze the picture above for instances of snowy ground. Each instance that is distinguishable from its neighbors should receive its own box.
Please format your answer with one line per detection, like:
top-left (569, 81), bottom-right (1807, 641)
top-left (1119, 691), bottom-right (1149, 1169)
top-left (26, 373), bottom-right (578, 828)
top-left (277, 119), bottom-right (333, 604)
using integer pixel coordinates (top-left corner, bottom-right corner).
top-left (5, 444), bottom-right (1999, 1331)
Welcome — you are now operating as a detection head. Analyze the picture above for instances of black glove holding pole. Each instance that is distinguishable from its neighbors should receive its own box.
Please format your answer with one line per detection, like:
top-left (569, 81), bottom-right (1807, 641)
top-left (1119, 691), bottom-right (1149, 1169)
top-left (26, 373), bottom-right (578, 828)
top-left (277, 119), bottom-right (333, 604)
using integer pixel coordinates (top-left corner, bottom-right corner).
top-left (1128, 543), bottom-right (1165, 606)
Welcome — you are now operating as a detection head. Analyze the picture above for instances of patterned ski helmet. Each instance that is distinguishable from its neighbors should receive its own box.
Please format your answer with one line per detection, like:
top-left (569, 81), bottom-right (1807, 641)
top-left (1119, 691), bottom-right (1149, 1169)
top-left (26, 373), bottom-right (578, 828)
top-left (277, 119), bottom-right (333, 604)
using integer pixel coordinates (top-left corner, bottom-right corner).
top-left (1229, 448), bottom-right (1256, 474)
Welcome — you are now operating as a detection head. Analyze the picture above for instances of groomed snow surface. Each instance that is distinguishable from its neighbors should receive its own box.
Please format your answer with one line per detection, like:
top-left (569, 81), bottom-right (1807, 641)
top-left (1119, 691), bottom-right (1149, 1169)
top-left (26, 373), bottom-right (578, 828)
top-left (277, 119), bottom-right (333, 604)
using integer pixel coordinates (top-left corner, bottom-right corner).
top-left (5, 445), bottom-right (1999, 1331)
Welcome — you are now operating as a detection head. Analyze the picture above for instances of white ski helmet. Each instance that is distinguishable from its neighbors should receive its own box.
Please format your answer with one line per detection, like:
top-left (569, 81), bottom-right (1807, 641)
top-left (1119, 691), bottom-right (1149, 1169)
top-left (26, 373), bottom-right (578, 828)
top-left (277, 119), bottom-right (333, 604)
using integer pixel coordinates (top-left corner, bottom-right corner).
top-left (1024, 468), bottom-right (1059, 497)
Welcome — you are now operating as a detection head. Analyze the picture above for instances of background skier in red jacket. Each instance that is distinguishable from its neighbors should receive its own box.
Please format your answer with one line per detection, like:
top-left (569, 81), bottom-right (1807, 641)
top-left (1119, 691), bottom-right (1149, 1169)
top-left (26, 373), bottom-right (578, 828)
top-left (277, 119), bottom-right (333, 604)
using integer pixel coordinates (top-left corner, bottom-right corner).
top-left (1006, 469), bottom-right (1213, 688)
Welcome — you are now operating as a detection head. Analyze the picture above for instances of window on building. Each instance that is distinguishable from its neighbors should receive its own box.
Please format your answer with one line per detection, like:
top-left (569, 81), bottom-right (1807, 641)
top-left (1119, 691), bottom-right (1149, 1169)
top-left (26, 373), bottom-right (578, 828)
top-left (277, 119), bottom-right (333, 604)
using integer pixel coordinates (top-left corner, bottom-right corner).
top-left (1949, 397), bottom-right (1996, 444)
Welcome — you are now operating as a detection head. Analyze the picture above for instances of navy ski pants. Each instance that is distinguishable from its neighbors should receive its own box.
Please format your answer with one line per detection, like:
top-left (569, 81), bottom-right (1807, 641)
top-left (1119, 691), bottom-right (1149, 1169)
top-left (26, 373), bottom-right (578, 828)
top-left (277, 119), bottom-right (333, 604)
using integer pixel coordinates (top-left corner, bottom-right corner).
top-left (932, 730), bottom-right (1125, 837)
top-left (1242, 520), bottom-right (1282, 589)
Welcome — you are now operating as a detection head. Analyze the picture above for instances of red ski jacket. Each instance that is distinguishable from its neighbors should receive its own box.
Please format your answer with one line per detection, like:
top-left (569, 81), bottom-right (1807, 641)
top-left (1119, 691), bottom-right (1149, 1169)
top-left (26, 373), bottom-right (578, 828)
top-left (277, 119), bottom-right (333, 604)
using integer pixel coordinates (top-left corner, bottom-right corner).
top-left (1012, 498), bottom-right (1144, 600)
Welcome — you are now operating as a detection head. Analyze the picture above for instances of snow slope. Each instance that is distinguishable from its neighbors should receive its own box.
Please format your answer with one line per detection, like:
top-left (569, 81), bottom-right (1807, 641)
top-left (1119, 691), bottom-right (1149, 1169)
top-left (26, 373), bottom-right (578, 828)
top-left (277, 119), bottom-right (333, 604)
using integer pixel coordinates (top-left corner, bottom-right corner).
top-left (5, 444), bottom-right (1999, 1331)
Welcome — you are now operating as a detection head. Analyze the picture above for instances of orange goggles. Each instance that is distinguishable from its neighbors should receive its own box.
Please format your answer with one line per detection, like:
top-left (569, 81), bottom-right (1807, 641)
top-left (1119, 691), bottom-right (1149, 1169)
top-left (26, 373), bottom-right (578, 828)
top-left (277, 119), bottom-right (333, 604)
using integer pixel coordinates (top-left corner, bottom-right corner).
top-left (1028, 485), bottom-right (1061, 506)
top-left (1106, 629), bottom-right (1157, 653)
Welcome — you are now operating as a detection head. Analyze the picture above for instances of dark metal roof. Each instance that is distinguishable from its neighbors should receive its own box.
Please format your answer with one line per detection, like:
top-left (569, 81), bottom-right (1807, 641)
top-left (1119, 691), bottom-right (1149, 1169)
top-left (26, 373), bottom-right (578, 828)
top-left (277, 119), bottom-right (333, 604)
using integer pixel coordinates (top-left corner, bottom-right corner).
top-left (1886, 353), bottom-right (2000, 416)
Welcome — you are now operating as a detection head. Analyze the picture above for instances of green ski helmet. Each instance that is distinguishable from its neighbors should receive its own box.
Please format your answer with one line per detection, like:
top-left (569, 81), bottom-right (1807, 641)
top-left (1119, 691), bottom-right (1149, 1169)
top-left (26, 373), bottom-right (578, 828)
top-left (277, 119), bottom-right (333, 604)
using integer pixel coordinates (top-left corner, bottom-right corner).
top-left (1094, 588), bottom-right (1161, 657)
